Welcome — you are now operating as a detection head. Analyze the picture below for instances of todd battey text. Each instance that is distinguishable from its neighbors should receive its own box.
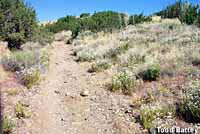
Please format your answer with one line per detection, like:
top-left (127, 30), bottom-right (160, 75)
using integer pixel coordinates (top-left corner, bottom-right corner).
top-left (157, 126), bottom-right (198, 134)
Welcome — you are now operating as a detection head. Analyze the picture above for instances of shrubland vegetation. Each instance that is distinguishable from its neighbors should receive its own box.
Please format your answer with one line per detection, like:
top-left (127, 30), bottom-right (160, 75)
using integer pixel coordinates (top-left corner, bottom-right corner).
top-left (0, 0), bottom-right (51, 89)
top-left (129, 13), bottom-right (152, 25)
top-left (180, 81), bottom-right (200, 122)
top-left (72, 18), bottom-right (200, 130)
top-left (0, 0), bottom-right (200, 132)
top-left (45, 11), bottom-right (151, 37)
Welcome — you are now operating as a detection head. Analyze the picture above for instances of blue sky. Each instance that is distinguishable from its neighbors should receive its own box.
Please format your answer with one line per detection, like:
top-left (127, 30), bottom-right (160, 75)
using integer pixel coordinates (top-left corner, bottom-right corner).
top-left (25, 0), bottom-right (200, 22)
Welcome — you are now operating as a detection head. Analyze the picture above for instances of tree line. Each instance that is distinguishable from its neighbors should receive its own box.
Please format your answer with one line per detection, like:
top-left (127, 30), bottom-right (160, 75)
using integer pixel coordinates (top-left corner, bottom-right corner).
top-left (45, 11), bottom-right (152, 37)
top-left (0, 0), bottom-right (200, 49)
top-left (155, 0), bottom-right (200, 26)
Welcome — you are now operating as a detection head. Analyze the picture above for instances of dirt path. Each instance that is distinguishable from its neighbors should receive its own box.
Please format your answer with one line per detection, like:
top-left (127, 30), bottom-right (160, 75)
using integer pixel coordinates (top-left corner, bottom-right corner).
top-left (27, 41), bottom-right (139, 134)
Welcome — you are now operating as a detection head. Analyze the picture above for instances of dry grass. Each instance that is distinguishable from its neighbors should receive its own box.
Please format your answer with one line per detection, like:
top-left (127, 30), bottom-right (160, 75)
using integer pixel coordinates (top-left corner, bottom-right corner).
top-left (72, 19), bottom-right (200, 128)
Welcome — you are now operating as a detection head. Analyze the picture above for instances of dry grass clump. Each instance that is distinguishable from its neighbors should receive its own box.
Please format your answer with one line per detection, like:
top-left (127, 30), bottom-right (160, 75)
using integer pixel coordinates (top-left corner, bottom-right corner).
top-left (6, 88), bottom-right (20, 96)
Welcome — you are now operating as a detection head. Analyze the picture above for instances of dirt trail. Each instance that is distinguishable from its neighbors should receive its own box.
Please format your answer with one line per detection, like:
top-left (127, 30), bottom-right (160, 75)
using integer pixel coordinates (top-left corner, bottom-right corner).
top-left (28, 41), bottom-right (138, 134)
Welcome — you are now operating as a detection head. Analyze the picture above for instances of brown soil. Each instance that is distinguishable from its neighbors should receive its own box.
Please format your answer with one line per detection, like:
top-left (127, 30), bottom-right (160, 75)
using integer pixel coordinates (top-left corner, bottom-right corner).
top-left (14, 41), bottom-right (140, 134)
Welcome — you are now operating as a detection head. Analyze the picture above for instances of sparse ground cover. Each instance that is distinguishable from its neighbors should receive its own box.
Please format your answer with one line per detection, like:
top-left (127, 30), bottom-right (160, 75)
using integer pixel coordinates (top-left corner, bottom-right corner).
top-left (0, 40), bottom-right (51, 133)
top-left (1, 0), bottom-right (200, 133)
top-left (73, 19), bottom-right (200, 132)
top-left (0, 18), bottom-right (200, 134)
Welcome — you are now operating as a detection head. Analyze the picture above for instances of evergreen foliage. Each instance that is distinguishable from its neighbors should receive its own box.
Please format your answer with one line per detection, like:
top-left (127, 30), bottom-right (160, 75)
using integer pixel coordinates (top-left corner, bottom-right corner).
top-left (46, 11), bottom-right (127, 36)
top-left (0, 0), bottom-right (37, 49)
top-left (129, 14), bottom-right (152, 25)
top-left (155, 1), bottom-right (200, 26)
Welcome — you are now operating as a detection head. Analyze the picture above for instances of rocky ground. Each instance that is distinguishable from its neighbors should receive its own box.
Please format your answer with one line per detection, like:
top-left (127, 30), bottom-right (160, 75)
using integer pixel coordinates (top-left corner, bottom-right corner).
top-left (1, 21), bottom-right (200, 134)
top-left (1, 41), bottom-right (142, 134)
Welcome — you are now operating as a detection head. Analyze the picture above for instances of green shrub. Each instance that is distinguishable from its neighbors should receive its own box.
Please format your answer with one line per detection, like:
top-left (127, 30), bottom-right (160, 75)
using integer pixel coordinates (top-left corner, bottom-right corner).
top-left (180, 81), bottom-right (200, 122)
top-left (2, 116), bottom-right (15, 134)
top-left (2, 50), bottom-right (39, 72)
top-left (0, 0), bottom-right (37, 49)
top-left (46, 16), bottom-right (80, 37)
top-left (111, 71), bottom-right (137, 94)
top-left (19, 69), bottom-right (41, 89)
top-left (89, 59), bottom-right (112, 72)
top-left (6, 33), bottom-right (26, 49)
top-left (129, 13), bottom-right (152, 25)
top-left (140, 103), bottom-right (175, 129)
top-left (76, 50), bottom-right (97, 62)
top-left (90, 11), bottom-right (126, 32)
top-left (46, 11), bottom-right (127, 36)
top-left (2, 49), bottom-right (49, 72)
top-left (138, 64), bottom-right (160, 81)
top-left (15, 102), bottom-right (31, 118)
top-left (32, 26), bottom-right (54, 46)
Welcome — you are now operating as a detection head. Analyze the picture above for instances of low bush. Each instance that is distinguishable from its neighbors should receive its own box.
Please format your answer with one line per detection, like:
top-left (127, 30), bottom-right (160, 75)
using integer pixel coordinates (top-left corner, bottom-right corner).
top-left (103, 43), bottom-right (129, 60)
top-left (140, 103), bottom-right (175, 129)
top-left (2, 49), bottom-right (49, 72)
top-left (54, 31), bottom-right (72, 42)
top-left (15, 102), bottom-right (31, 118)
top-left (2, 116), bottom-right (15, 134)
top-left (119, 48), bottom-right (146, 67)
top-left (138, 64), bottom-right (160, 81)
top-left (2, 50), bottom-right (39, 72)
top-left (111, 70), bottom-right (138, 94)
top-left (180, 81), bottom-right (200, 122)
top-left (18, 68), bottom-right (41, 89)
top-left (1, 48), bottom-right (49, 88)
top-left (6, 88), bottom-right (19, 96)
top-left (6, 33), bottom-right (26, 49)
top-left (32, 26), bottom-right (54, 46)
top-left (89, 59), bottom-right (112, 72)
top-left (76, 49), bottom-right (97, 62)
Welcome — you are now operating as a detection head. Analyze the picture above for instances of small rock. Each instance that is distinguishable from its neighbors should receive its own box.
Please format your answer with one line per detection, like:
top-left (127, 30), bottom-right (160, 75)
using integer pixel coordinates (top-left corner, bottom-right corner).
top-left (54, 90), bottom-right (60, 94)
top-left (80, 90), bottom-right (89, 97)
top-left (125, 109), bottom-right (132, 114)
top-left (61, 118), bottom-right (65, 122)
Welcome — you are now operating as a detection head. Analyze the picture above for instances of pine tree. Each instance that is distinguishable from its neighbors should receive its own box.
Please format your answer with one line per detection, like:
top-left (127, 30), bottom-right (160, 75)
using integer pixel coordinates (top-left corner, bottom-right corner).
top-left (0, 0), bottom-right (37, 49)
